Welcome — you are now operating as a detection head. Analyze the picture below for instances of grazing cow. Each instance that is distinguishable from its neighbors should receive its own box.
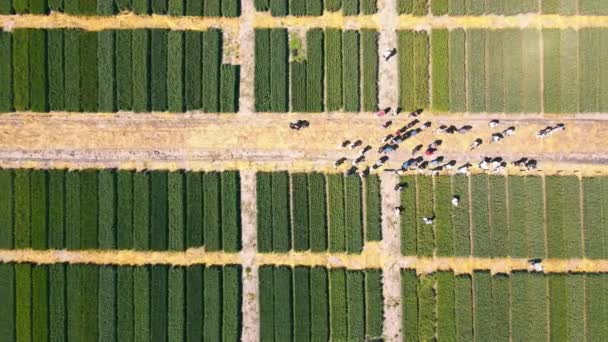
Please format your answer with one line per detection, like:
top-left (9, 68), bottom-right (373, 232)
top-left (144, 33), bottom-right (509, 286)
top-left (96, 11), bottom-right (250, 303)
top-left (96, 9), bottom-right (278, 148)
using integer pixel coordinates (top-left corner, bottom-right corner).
top-left (470, 138), bottom-right (483, 150)
top-left (334, 157), bottom-right (347, 168)
top-left (489, 119), bottom-right (500, 128)
top-left (458, 125), bottom-right (473, 134)
top-left (491, 133), bottom-right (504, 143)
top-left (350, 139), bottom-right (363, 149)
top-left (503, 126), bottom-right (516, 136)
top-left (452, 196), bottom-right (460, 207)
top-left (412, 144), bottom-right (424, 155)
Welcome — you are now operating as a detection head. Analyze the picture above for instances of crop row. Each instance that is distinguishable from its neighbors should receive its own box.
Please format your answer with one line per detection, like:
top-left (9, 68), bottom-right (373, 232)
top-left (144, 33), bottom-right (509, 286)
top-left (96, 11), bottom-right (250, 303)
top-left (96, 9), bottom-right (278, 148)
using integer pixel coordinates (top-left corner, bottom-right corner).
top-left (0, 0), bottom-right (240, 16)
top-left (400, 175), bottom-right (608, 259)
top-left (0, 29), bottom-right (240, 113)
top-left (397, 0), bottom-right (608, 15)
top-left (259, 266), bottom-right (383, 341)
top-left (257, 172), bottom-right (381, 254)
top-left (402, 270), bottom-right (608, 342)
top-left (0, 263), bottom-right (242, 341)
top-left (255, 28), bottom-right (378, 113)
top-left (398, 30), bottom-right (429, 112)
top-left (254, 0), bottom-right (377, 15)
top-left (0, 169), bottom-right (241, 252)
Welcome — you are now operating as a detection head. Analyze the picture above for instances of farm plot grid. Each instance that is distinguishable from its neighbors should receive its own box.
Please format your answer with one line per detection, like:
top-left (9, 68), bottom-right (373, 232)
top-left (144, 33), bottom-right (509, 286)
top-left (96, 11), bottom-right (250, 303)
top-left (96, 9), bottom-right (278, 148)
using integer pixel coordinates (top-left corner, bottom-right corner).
top-left (400, 175), bottom-right (608, 259)
top-left (398, 0), bottom-right (608, 15)
top-left (0, 28), bottom-right (240, 113)
top-left (254, 0), bottom-right (378, 16)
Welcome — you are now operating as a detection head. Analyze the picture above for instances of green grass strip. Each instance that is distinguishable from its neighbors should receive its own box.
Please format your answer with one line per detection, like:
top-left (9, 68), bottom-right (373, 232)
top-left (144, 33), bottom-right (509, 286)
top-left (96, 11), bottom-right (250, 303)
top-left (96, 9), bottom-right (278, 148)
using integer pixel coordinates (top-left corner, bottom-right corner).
top-left (545, 176), bottom-right (565, 258)
top-left (117, 171), bottom-right (133, 249)
top-left (328, 174), bottom-right (346, 252)
top-left (586, 274), bottom-right (608, 340)
top-left (579, 28), bottom-right (600, 112)
top-left (325, 28), bottom-right (342, 111)
top-left (347, 271), bottom-right (365, 341)
top-left (308, 173), bottom-right (327, 252)
top-left (186, 266), bottom-right (203, 342)
top-left (83, 265), bottom-right (99, 340)
top-left (13, 29), bottom-right (30, 111)
top-left (30, 170), bottom-right (47, 250)
top-left (168, 172), bottom-right (185, 250)
top-left (491, 274), bottom-right (510, 342)
top-left (488, 176), bottom-right (508, 257)
top-left (543, 29), bottom-right (560, 113)
top-left (473, 271), bottom-right (492, 342)
top-left (133, 172), bottom-right (150, 250)
top-left (511, 272), bottom-right (548, 342)
top-left (0, 32), bottom-right (13, 112)
top-left (580, 0), bottom-right (608, 14)
top-left (151, 29), bottom-right (168, 112)
top-left (221, 171), bottom-right (240, 252)
top-left (413, 31), bottom-right (429, 109)
top-left (400, 175), bottom-right (417, 255)
top-left (134, 266), bottom-right (150, 342)
top-left (600, 30), bottom-right (608, 112)
top-left (330, 268), bottom-right (347, 341)
top-left (30, 30), bottom-right (47, 112)
top-left (203, 172), bottom-right (221, 251)
top-left (325, 0), bottom-right (340, 11)
top-left (546, 176), bottom-right (582, 258)
top-left (343, 30), bottom-right (360, 111)
top-left (270, 29), bottom-right (288, 112)
top-left (549, 274), bottom-right (567, 341)
top-left (417, 274), bottom-right (435, 341)
top-left (466, 29), bottom-right (486, 112)
top-left (567, 274), bottom-right (585, 341)
top-left (80, 31), bottom-right (98, 112)
top-left (150, 171), bottom-right (168, 251)
top-left (0, 170), bottom-right (13, 249)
top-left (271, 172), bottom-right (291, 252)
top-left (132, 29), bottom-right (150, 112)
top-left (455, 274), bottom-right (473, 342)
top-left (306, 0), bottom-right (323, 15)
top-left (115, 0), bottom-right (132, 12)
top-left (116, 30), bottom-right (133, 110)
top-left (342, 0), bottom-right (359, 15)
top-left (49, 264), bottom-right (65, 342)
top-left (274, 266), bottom-right (293, 341)
top-left (99, 170), bottom-right (116, 249)
top-left (436, 272), bottom-right (455, 341)
top-left (294, 267), bottom-right (311, 342)
top-left (67, 265), bottom-right (83, 341)
top-left (446, 28), bottom-right (467, 112)
top-left (186, 172), bottom-right (203, 248)
top-left (562, 176), bottom-right (582, 257)
top-left (65, 171), bottom-right (80, 249)
top-left (365, 269), bottom-right (383, 339)
top-left (255, 29), bottom-right (271, 111)
top-left (416, 175), bottom-right (434, 256)
top-left (32, 266), bottom-right (49, 342)
top-left (522, 30), bottom-right (541, 113)
top-left (402, 269), bottom-right (418, 342)
top-left (257, 172), bottom-right (273, 252)
top-left (0, 264), bottom-right (15, 341)
top-left (185, 30), bottom-right (202, 110)
top-left (560, 29), bottom-right (578, 113)
top-left (310, 267), bottom-right (329, 341)
top-left (270, 0), bottom-right (288, 16)
top-left (152, 0), bottom-right (168, 13)
top-left (204, 266), bottom-right (222, 342)
top-left (222, 0), bottom-right (240, 16)
top-left (202, 29), bottom-right (222, 112)
top-left (185, 0), bottom-right (202, 15)
top-left (583, 178), bottom-right (604, 258)
top-left (223, 265), bottom-right (241, 342)
top-left (117, 267), bottom-right (134, 341)
top-left (365, 174), bottom-right (382, 241)
top-left (486, 0), bottom-right (503, 14)
top-left (0, 1), bottom-right (12, 14)
top-left (13, 0), bottom-right (29, 13)
top-left (133, 0), bottom-right (150, 14)
top-left (98, 31), bottom-right (116, 112)
top-left (259, 266), bottom-right (274, 341)
top-left (503, 29), bottom-right (523, 112)
top-left (361, 29), bottom-right (378, 112)
top-left (397, 0), bottom-right (411, 14)
top-left (14, 170), bottom-right (31, 248)
top-left (306, 28), bottom-right (324, 112)
top-left (48, 170), bottom-right (64, 249)
top-left (485, 30), bottom-right (504, 112)
top-left (435, 175), bottom-right (453, 256)
top-left (99, 266), bottom-right (116, 342)
top-left (291, 62), bottom-right (307, 112)
top-left (80, 170), bottom-right (99, 249)
top-left (16, 264), bottom-right (32, 342)
top-left (97, 0), bottom-right (115, 14)
top-left (167, 30), bottom-right (184, 112)
top-left (507, 176), bottom-right (527, 258)
top-left (525, 176), bottom-right (545, 257)
top-left (292, 173), bottom-right (310, 251)
top-left (345, 175), bottom-right (363, 254)
top-left (471, 175), bottom-right (491, 257)
top-left (431, 29), bottom-right (449, 111)
top-left (220, 65), bottom-right (240, 113)
top-left (449, 0), bottom-right (465, 15)
top-left (168, 267), bottom-right (185, 341)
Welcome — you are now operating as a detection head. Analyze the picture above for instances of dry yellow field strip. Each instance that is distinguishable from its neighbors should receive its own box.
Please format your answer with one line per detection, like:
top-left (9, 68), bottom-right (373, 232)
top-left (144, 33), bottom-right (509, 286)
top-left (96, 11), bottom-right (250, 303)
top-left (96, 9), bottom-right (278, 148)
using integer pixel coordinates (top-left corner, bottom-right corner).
top-left (2, 246), bottom-right (608, 274)
top-left (0, 112), bottom-right (606, 176)
top-left (5, 13), bottom-right (608, 31)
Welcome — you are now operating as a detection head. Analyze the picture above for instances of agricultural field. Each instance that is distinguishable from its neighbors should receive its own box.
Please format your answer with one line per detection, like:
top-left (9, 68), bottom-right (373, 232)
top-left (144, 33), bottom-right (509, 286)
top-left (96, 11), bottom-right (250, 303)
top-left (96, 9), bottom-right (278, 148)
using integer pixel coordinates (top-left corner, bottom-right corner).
top-left (0, 262), bottom-right (242, 341)
top-left (399, 28), bottom-right (608, 113)
top-left (254, 0), bottom-right (378, 15)
top-left (257, 172), bottom-right (382, 253)
top-left (397, 0), bottom-right (608, 15)
top-left (0, 29), bottom-right (240, 113)
top-left (254, 28), bottom-right (379, 112)
top-left (0, 169), bottom-right (242, 252)
top-left (0, 0), bottom-right (241, 16)
top-left (401, 270), bottom-right (608, 342)
top-left (400, 175), bottom-right (608, 259)
top-left (259, 265), bottom-right (383, 341)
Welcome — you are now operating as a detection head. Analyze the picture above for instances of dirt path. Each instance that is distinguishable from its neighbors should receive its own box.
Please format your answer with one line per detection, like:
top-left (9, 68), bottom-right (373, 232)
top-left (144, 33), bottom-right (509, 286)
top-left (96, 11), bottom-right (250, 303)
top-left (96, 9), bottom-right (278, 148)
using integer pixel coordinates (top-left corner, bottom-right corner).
top-left (239, 170), bottom-right (259, 342)
top-left (1, 113), bottom-right (607, 176)
top-left (380, 170), bottom-right (403, 342)
top-left (238, 0), bottom-right (255, 114)
top-left (378, 0), bottom-right (399, 109)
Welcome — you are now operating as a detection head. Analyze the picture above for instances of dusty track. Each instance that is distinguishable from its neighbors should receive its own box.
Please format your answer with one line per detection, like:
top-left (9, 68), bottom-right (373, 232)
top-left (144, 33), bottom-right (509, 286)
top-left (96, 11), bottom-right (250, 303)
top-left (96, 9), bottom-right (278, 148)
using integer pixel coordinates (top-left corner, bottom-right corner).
top-left (1, 112), bottom-right (607, 176)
